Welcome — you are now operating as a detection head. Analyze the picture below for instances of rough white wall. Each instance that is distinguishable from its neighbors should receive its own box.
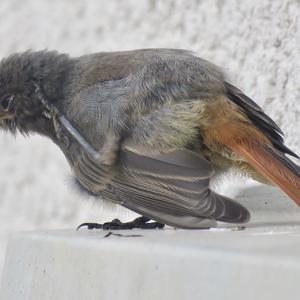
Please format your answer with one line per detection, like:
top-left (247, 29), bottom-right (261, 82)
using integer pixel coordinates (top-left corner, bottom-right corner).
top-left (0, 0), bottom-right (299, 273)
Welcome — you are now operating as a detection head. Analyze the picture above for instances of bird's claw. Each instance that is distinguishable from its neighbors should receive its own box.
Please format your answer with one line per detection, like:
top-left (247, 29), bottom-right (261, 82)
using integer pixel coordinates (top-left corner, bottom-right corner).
top-left (77, 217), bottom-right (165, 230)
top-left (76, 222), bottom-right (103, 230)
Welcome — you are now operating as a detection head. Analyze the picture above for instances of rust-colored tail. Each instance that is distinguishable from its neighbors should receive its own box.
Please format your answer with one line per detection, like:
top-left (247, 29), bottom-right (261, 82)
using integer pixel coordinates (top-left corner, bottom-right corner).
top-left (204, 119), bottom-right (300, 207)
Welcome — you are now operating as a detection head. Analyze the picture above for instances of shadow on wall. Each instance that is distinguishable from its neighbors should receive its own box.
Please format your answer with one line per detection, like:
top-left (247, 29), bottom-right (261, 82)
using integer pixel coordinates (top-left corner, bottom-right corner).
top-left (232, 184), bottom-right (300, 227)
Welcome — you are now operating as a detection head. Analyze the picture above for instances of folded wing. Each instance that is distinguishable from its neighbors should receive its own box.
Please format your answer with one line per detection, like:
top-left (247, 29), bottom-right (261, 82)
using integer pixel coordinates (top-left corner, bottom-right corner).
top-left (102, 147), bottom-right (250, 229)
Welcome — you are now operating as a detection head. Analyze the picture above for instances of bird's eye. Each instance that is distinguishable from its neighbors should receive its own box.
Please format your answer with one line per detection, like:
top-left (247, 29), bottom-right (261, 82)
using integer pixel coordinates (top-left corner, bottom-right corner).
top-left (1, 95), bottom-right (14, 111)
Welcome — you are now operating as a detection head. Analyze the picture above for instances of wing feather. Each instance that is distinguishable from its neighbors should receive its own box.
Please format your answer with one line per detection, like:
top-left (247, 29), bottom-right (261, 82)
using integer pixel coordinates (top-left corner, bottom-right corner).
top-left (100, 147), bottom-right (250, 228)
top-left (225, 81), bottom-right (298, 158)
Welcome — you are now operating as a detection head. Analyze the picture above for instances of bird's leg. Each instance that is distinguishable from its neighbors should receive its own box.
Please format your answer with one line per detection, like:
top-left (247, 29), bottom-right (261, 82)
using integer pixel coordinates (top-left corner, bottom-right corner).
top-left (51, 116), bottom-right (71, 148)
top-left (77, 216), bottom-right (165, 230)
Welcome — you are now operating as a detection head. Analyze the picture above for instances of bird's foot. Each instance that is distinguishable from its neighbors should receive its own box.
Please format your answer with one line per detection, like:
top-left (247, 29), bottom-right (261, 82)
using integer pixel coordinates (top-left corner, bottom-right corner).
top-left (77, 216), bottom-right (165, 230)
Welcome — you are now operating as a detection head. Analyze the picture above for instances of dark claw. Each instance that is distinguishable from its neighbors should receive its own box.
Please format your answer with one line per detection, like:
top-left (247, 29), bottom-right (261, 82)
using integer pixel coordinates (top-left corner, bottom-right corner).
top-left (77, 216), bottom-right (165, 230)
top-left (76, 222), bottom-right (103, 230)
top-left (102, 219), bottom-right (133, 230)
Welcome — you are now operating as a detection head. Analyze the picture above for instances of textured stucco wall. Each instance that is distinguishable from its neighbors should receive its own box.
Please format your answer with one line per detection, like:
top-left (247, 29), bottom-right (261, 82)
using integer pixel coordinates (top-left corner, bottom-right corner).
top-left (0, 0), bottom-right (299, 273)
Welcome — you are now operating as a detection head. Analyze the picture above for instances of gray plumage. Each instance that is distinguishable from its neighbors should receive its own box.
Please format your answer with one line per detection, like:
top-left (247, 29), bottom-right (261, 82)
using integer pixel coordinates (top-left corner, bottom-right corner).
top-left (1, 48), bottom-right (296, 229)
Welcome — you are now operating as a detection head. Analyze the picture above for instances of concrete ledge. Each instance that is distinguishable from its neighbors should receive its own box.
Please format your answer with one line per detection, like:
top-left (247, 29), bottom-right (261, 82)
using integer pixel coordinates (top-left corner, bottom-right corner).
top-left (1, 225), bottom-right (300, 300)
top-left (2, 182), bottom-right (300, 300)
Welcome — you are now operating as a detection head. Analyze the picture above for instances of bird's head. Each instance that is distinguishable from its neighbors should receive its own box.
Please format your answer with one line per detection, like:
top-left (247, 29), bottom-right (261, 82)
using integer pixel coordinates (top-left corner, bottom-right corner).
top-left (0, 53), bottom-right (42, 134)
top-left (0, 51), bottom-right (71, 136)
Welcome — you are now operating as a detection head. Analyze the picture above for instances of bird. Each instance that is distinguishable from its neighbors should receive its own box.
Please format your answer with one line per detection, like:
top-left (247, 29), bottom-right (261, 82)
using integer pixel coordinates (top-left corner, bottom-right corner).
top-left (0, 48), bottom-right (299, 230)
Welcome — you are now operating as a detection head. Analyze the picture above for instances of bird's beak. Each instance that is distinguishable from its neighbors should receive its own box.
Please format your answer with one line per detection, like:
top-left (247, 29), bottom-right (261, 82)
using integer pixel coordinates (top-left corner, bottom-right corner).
top-left (0, 111), bottom-right (14, 120)
top-left (0, 95), bottom-right (15, 120)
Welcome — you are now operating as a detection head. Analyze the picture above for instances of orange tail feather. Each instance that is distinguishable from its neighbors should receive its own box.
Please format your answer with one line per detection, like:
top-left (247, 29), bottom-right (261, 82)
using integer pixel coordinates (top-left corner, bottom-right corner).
top-left (229, 140), bottom-right (300, 206)
top-left (204, 121), bottom-right (300, 207)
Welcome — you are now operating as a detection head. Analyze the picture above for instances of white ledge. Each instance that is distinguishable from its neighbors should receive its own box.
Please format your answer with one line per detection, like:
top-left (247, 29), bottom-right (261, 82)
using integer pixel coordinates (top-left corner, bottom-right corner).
top-left (1, 224), bottom-right (300, 300)
top-left (2, 182), bottom-right (300, 300)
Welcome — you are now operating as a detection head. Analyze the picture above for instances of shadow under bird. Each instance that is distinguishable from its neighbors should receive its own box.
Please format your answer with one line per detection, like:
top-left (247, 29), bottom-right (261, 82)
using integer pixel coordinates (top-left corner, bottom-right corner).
top-left (0, 49), bottom-right (299, 229)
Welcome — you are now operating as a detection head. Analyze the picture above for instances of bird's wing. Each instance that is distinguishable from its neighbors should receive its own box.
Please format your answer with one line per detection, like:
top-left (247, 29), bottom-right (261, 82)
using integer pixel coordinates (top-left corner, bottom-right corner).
top-left (224, 81), bottom-right (298, 158)
top-left (102, 145), bottom-right (250, 229)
